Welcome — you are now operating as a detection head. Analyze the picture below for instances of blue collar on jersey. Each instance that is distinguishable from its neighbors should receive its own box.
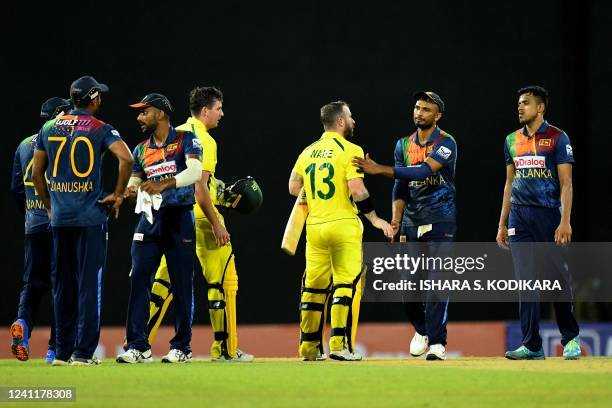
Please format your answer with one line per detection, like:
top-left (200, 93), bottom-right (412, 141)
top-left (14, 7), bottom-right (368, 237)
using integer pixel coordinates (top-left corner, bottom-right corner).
top-left (414, 125), bottom-right (441, 146)
top-left (147, 126), bottom-right (177, 148)
top-left (68, 108), bottom-right (92, 116)
top-left (521, 120), bottom-right (549, 137)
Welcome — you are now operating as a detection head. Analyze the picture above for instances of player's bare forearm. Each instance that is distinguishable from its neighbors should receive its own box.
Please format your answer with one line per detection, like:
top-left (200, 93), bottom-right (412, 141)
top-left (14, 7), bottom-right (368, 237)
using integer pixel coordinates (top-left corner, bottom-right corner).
top-left (498, 182), bottom-right (512, 227)
top-left (392, 199), bottom-right (405, 225)
top-left (109, 140), bottom-right (135, 196)
top-left (555, 163), bottom-right (573, 244)
top-left (288, 171), bottom-right (303, 197)
top-left (559, 185), bottom-right (572, 225)
top-left (362, 209), bottom-right (379, 224)
top-left (196, 171), bottom-right (230, 246)
top-left (140, 178), bottom-right (175, 195)
top-left (115, 157), bottom-right (134, 196)
top-left (558, 164), bottom-right (573, 225)
top-left (391, 199), bottom-right (406, 240)
top-left (498, 165), bottom-right (515, 228)
top-left (496, 165), bottom-right (515, 249)
top-left (196, 172), bottom-right (222, 227)
top-left (31, 150), bottom-right (51, 209)
top-left (363, 209), bottom-right (395, 238)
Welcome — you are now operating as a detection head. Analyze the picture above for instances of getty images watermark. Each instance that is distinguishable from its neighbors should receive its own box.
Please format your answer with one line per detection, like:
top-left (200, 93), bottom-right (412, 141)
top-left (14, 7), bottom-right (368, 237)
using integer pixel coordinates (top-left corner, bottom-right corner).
top-left (362, 242), bottom-right (612, 303)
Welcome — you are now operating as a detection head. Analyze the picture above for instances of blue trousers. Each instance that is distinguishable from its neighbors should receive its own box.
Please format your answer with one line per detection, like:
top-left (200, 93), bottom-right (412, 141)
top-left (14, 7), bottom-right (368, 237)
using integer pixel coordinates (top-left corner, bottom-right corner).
top-left (52, 224), bottom-right (107, 361)
top-left (17, 228), bottom-right (56, 349)
top-left (508, 205), bottom-right (579, 351)
top-left (400, 222), bottom-right (456, 346)
top-left (126, 206), bottom-right (195, 354)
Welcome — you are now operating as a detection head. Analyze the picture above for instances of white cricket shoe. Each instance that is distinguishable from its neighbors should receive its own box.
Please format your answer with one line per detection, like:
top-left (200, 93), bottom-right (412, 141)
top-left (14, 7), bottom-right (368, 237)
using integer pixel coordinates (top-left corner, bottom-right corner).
top-left (235, 349), bottom-right (255, 362)
top-left (329, 349), bottom-right (362, 361)
top-left (426, 344), bottom-right (446, 360)
top-left (161, 349), bottom-right (192, 363)
top-left (410, 332), bottom-right (429, 357)
top-left (211, 354), bottom-right (234, 362)
top-left (116, 348), bottom-right (153, 364)
top-left (71, 356), bottom-right (102, 366)
top-left (302, 351), bottom-right (327, 361)
top-left (51, 357), bottom-right (72, 366)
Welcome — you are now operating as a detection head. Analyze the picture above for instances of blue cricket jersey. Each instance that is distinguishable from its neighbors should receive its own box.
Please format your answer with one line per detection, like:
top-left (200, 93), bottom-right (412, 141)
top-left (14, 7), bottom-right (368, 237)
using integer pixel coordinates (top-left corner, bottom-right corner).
top-left (11, 134), bottom-right (50, 234)
top-left (394, 126), bottom-right (457, 226)
top-left (132, 127), bottom-right (202, 208)
top-left (504, 121), bottom-right (574, 208)
top-left (35, 109), bottom-right (122, 227)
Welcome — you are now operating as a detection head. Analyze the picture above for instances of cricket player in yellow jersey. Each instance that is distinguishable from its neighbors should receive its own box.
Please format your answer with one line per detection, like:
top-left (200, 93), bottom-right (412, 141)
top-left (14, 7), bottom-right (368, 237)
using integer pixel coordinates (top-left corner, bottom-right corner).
top-left (147, 86), bottom-right (253, 361)
top-left (289, 101), bottom-right (394, 361)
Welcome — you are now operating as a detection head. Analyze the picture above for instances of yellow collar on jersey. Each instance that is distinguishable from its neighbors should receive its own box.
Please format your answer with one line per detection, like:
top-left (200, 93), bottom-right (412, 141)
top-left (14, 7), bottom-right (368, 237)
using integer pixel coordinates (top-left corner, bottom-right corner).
top-left (186, 116), bottom-right (208, 133)
top-left (320, 131), bottom-right (346, 140)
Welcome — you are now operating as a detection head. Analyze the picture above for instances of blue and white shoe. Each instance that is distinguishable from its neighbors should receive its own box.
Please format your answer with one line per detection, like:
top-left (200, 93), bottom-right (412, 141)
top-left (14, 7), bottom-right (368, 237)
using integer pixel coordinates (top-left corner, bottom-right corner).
top-left (505, 345), bottom-right (545, 360)
top-left (563, 337), bottom-right (581, 360)
top-left (10, 319), bottom-right (30, 361)
top-left (45, 349), bottom-right (56, 364)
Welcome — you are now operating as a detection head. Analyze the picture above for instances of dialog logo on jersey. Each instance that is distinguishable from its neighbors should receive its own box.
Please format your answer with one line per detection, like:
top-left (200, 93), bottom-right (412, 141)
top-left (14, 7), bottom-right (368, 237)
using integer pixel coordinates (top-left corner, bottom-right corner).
top-left (514, 156), bottom-right (545, 169)
top-left (145, 161), bottom-right (177, 178)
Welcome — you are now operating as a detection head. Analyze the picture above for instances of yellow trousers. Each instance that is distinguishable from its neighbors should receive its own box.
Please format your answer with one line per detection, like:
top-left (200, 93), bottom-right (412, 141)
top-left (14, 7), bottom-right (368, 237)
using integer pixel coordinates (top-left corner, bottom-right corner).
top-left (299, 217), bottom-right (365, 358)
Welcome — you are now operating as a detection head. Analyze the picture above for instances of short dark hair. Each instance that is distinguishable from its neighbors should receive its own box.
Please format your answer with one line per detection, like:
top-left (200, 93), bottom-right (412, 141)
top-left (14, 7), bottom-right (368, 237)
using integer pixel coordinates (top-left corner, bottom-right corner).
top-left (189, 86), bottom-right (223, 116)
top-left (74, 100), bottom-right (90, 109)
top-left (320, 101), bottom-right (348, 129)
top-left (518, 85), bottom-right (549, 112)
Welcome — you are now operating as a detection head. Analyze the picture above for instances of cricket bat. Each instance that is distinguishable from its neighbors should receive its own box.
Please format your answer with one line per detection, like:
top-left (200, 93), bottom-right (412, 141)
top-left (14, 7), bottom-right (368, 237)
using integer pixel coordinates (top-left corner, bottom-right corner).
top-left (281, 188), bottom-right (309, 255)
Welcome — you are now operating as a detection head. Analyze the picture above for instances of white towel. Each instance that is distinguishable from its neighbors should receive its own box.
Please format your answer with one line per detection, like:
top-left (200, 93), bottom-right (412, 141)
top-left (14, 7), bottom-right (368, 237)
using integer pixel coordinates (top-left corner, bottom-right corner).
top-left (135, 188), bottom-right (163, 224)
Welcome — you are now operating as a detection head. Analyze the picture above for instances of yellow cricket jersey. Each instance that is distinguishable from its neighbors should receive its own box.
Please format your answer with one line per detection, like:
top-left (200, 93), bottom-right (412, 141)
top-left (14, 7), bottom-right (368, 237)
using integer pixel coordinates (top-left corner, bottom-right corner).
top-left (176, 117), bottom-right (218, 219)
top-left (292, 131), bottom-right (364, 225)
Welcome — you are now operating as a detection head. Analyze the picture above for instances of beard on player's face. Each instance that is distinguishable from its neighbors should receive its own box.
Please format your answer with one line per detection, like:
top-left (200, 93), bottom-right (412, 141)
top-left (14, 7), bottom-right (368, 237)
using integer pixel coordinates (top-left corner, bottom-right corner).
top-left (137, 119), bottom-right (157, 133)
top-left (414, 117), bottom-right (435, 130)
top-left (344, 125), bottom-right (354, 138)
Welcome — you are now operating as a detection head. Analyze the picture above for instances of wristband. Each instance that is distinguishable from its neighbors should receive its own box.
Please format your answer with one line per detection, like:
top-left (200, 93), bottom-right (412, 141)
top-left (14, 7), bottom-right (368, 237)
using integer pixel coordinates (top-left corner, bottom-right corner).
top-left (355, 196), bottom-right (374, 214)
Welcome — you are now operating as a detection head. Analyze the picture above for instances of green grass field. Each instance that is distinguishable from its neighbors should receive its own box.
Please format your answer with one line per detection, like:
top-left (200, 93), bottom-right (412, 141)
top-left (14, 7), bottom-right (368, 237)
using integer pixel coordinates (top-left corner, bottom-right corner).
top-left (1, 358), bottom-right (611, 407)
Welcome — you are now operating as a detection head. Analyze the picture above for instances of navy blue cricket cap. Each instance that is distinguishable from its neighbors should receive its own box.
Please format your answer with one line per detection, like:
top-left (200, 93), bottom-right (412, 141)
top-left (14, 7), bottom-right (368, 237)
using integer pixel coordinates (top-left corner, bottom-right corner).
top-left (40, 97), bottom-right (72, 119)
top-left (70, 75), bottom-right (109, 104)
top-left (413, 91), bottom-right (445, 113)
top-left (129, 93), bottom-right (173, 115)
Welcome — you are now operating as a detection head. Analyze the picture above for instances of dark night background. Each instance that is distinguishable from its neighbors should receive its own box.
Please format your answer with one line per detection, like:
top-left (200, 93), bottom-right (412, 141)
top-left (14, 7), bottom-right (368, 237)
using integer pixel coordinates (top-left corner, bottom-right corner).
top-left (3, 1), bottom-right (611, 328)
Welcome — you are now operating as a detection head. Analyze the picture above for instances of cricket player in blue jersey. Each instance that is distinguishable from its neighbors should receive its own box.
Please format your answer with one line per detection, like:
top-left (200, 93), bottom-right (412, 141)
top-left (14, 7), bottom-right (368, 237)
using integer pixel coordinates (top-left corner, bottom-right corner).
top-left (10, 97), bottom-right (71, 363)
top-left (32, 76), bottom-right (134, 366)
top-left (497, 85), bottom-right (580, 360)
top-left (353, 91), bottom-right (457, 360)
top-left (116, 93), bottom-right (202, 364)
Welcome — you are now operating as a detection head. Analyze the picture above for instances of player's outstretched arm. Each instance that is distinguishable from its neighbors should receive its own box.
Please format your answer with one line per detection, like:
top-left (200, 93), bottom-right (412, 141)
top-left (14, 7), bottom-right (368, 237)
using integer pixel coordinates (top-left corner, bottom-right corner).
top-left (195, 170), bottom-right (230, 246)
top-left (353, 154), bottom-right (442, 181)
top-left (348, 178), bottom-right (394, 238)
top-left (496, 164), bottom-right (515, 250)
